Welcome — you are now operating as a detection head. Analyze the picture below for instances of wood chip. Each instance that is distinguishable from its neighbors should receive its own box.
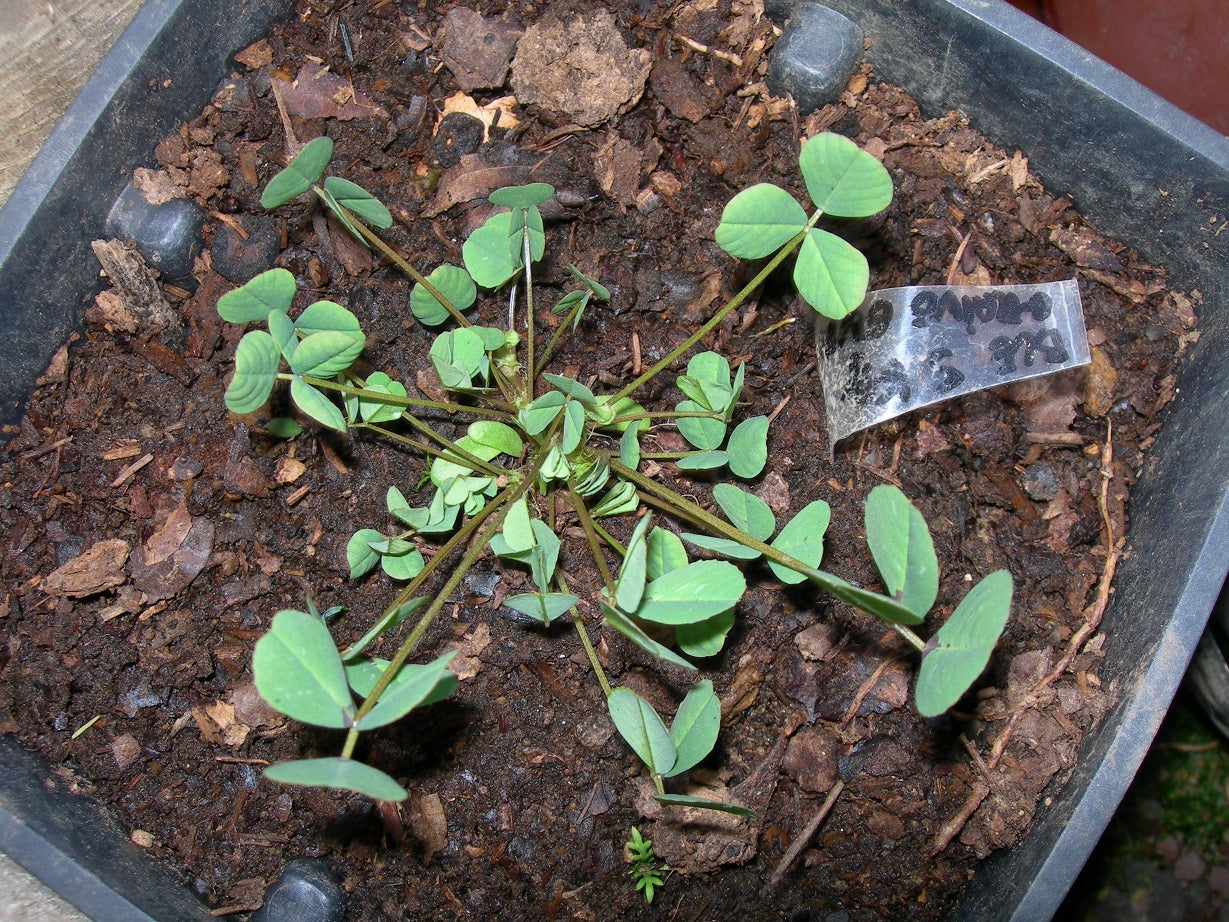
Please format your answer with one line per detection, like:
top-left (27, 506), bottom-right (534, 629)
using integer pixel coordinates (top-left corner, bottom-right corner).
top-left (42, 539), bottom-right (129, 598)
top-left (112, 452), bottom-right (154, 486)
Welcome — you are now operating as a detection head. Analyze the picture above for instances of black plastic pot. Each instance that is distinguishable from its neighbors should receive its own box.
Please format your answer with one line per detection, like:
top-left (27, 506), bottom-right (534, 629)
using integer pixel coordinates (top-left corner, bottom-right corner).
top-left (0, 1), bottom-right (1226, 920)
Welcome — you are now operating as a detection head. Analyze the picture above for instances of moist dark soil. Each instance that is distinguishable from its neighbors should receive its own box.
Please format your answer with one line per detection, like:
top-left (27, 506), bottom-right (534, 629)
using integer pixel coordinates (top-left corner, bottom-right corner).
top-left (0, 2), bottom-right (1201, 919)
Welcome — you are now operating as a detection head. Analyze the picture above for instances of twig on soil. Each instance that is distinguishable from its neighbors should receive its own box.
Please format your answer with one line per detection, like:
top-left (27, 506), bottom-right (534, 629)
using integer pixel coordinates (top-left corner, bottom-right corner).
top-left (765, 778), bottom-right (846, 891)
top-left (842, 657), bottom-right (894, 725)
top-left (268, 78), bottom-right (299, 156)
top-left (928, 782), bottom-right (991, 856)
top-left (944, 231), bottom-right (973, 286)
top-left (674, 33), bottom-right (743, 67)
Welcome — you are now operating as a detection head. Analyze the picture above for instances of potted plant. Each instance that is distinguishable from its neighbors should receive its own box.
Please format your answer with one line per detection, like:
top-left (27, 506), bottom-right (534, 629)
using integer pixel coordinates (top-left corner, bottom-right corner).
top-left (0, 1), bottom-right (1225, 920)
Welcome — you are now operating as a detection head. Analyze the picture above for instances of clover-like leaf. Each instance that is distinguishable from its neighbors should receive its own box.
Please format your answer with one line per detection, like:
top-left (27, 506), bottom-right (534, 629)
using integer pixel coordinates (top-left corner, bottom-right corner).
top-left (289, 330), bottom-right (365, 378)
top-left (352, 651), bottom-right (458, 730)
top-left (798, 132), bottom-right (893, 218)
top-left (712, 484), bottom-right (776, 541)
top-left (463, 211), bottom-right (520, 288)
top-left (518, 390), bottom-right (566, 437)
top-left (294, 300), bottom-right (362, 338)
top-left (915, 570), bottom-right (1013, 717)
top-left (253, 610), bottom-right (354, 728)
top-left (794, 228), bottom-right (871, 320)
top-left (321, 175), bottom-right (392, 229)
top-left (674, 609), bottom-right (736, 658)
top-left (225, 330), bottom-right (280, 414)
top-left (357, 372), bottom-right (407, 424)
top-left (727, 415), bottom-right (769, 479)
top-left (410, 264), bottom-right (477, 326)
top-left (665, 680), bottom-right (720, 777)
top-left (260, 135), bottom-right (333, 209)
top-left (635, 560), bottom-right (746, 625)
top-left (676, 400), bottom-right (725, 451)
top-left (865, 484), bottom-right (939, 619)
top-left (218, 268), bottom-right (295, 323)
top-left (346, 528), bottom-right (384, 579)
top-left (503, 592), bottom-right (578, 625)
top-left (607, 687), bottom-right (676, 777)
top-left (289, 377), bottom-right (347, 431)
top-left (489, 183), bottom-right (555, 209)
top-left (615, 514), bottom-right (653, 614)
top-left (767, 500), bottom-right (831, 585)
top-left (715, 183), bottom-right (808, 259)
top-left (646, 527), bottom-right (688, 579)
top-left (264, 757), bottom-right (407, 801)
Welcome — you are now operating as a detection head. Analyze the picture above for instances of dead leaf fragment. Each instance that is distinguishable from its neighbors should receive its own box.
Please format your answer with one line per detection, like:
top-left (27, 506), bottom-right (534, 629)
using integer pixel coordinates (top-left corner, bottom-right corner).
top-left (233, 38), bottom-right (273, 70)
top-left (43, 539), bottom-right (130, 598)
top-left (441, 8), bottom-right (521, 92)
top-left (144, 503), bottom-right (194, 566)
top-left (1083, 346), bottom-right (1118, 417)
top-left (110, 733), bottom-right (142, 770)
top-left (278, 62), bottom-right (382, 121)
top-left (449, 623), bottom-right (491, 681)
top-left (410, 792), bottom-right (448, 864)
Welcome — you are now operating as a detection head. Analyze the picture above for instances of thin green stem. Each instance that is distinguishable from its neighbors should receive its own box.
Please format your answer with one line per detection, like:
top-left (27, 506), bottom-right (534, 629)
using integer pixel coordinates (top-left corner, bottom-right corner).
top-left (609, 210), bottom-right (823, 406)
top-left (555, 571), bottom-right (612, 698)
top-left (317, 192), bottom-right (471, 327)
top-left (354, 422), bottom-right (505, 478)
top-left (522, 226), bottom-right (535, 390)
top-left (296, 375), bottom-right (513, 419)
top-left (534, 296), bottom-right (585, 380)
top-left (564, 484), bottom-right (615, 594)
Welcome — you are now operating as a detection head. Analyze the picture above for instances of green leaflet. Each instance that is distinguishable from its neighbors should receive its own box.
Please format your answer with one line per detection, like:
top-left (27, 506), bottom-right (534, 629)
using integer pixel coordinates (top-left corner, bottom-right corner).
top-left (253, 610), bottom-right (354, 729)
top-left (265, 757), bottom-right (407, 801)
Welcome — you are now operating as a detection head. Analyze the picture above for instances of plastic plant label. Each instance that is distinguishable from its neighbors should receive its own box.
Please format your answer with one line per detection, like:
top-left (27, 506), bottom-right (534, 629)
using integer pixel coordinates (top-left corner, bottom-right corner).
top-left (814, 279), bottom-right (1089, 448)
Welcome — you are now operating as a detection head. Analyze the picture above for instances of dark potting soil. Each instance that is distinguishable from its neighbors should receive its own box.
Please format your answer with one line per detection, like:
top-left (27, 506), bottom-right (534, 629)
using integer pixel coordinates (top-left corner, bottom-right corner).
top-left (0, 1), bottom-right (1201, 919)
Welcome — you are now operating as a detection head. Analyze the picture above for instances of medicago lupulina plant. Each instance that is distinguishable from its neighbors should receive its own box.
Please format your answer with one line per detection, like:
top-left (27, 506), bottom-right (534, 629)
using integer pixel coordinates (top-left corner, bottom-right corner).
top-left (215, 131), bottom-right (1013, 814)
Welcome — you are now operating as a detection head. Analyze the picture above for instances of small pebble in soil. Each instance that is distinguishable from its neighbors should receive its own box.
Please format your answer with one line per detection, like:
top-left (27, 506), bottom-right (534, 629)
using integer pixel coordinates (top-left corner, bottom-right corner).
top-left (209, 213), bottom-right (280, 285)
top-left (106, 179), bottom-right (205, 287)
top-left (766, 2), bottom-right (864, 114)
top-left (430, 112), bottom-right (485, 169)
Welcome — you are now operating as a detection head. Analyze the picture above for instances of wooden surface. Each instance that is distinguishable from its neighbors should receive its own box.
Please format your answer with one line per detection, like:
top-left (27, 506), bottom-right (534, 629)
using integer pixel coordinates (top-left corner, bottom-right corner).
top-left (0, 0), bottom-right (144, 205)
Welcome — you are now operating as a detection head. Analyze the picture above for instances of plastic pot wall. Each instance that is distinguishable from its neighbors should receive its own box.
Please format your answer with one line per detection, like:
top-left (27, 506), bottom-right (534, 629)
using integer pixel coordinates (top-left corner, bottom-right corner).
top-left (0, 1), bottom-right (1226, 920)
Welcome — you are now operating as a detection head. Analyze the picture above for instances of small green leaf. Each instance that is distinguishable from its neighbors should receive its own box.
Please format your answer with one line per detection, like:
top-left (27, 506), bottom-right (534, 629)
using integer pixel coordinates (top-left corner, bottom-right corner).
top-left (562, 400), bottom-right (586, 455)
top-left (354, 651), bottom-right (458, 730)
top-left (289, 330), bottom-right (365, 378)
top-left (794, 228), bottom-right (870, 320)
top-left (726, 416), bottom-right (769, 479)
top-left (676, 400), bottom-right (725, 451)
top-left (543, 373), bottom-right (598, 406)
top-left (653, 794), bottom-right (756, 818)
top-left (489, 183), bottom-right (555, 208)
top-left (607, 687), bottom-right (677, 777)
top-left (357, 372), bottom-right (407, 424)
top-left (225, 330), bottom-right (280, 414)
top-left (294, 300), bottom-right (362, 337)
top-left (599, 600), bottom-right (696, 671)
top-left (503, 592), bottom-right (578, 625)
top-left (797, 132), bottom-right (893, 218)
top-left (676, 450), bottom-right (729, 471)
top-left (915, 570), bottom-right (1013, 717)
top-left (267, 308), bottom-right (297, 363)
top-left (519, 391), bottom-right (566, 437)
top-left (595, 396), bottom-right (647, 435)
top-left (680, 533), bottom-right (760, 561)
top-left (463, 211), bottom-right (519, 288)
top-left (665, 680), bottom-right (721, 776)
top-left (266, 417), bottom-right (302, 439)
top-left (646, 527), bottom-right (688, 579)
top-left (619, 425), bottom-right (641, 470)
top-left (567, 264), bottom-right (610, 300)
top-left (346, 528), bottom-right (384, 579)
top-left (674, 609), bottom-right (735, 658)
top-left (321, 176), bottom-right (392, 228)
top-left (218, 268), bottom-right (295, 323)
top-left (712, 483), bottom-right (776, 541)
top-left (260, 136), bottom-right (333, 209)
top-left (380, 547), bottom-right (425, 581)
top-left (636, 560), bottom-right (746, 625)
top-left (467, 420), bottom-right (522, 458)
top-left (410, 264), bottom-right (477, 326)
top-left (715, 183), bottom-right (808, 259)
top-left (290, 378), bottom-right (347, 431)
top-left (865, 484), bottom-right (939, 619)
top-left (264, 757), bottom-right (407, 801)
top-left (592, 480), bottom-right (638, 518)
top-left (253, 610), bottom-right (354, 728)
top-left (768, 500), bottom-right (831, 584)
top-left (616, 514), bottom-right (653, 614)
top-left (498, 496), bottom-right (534, 553)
